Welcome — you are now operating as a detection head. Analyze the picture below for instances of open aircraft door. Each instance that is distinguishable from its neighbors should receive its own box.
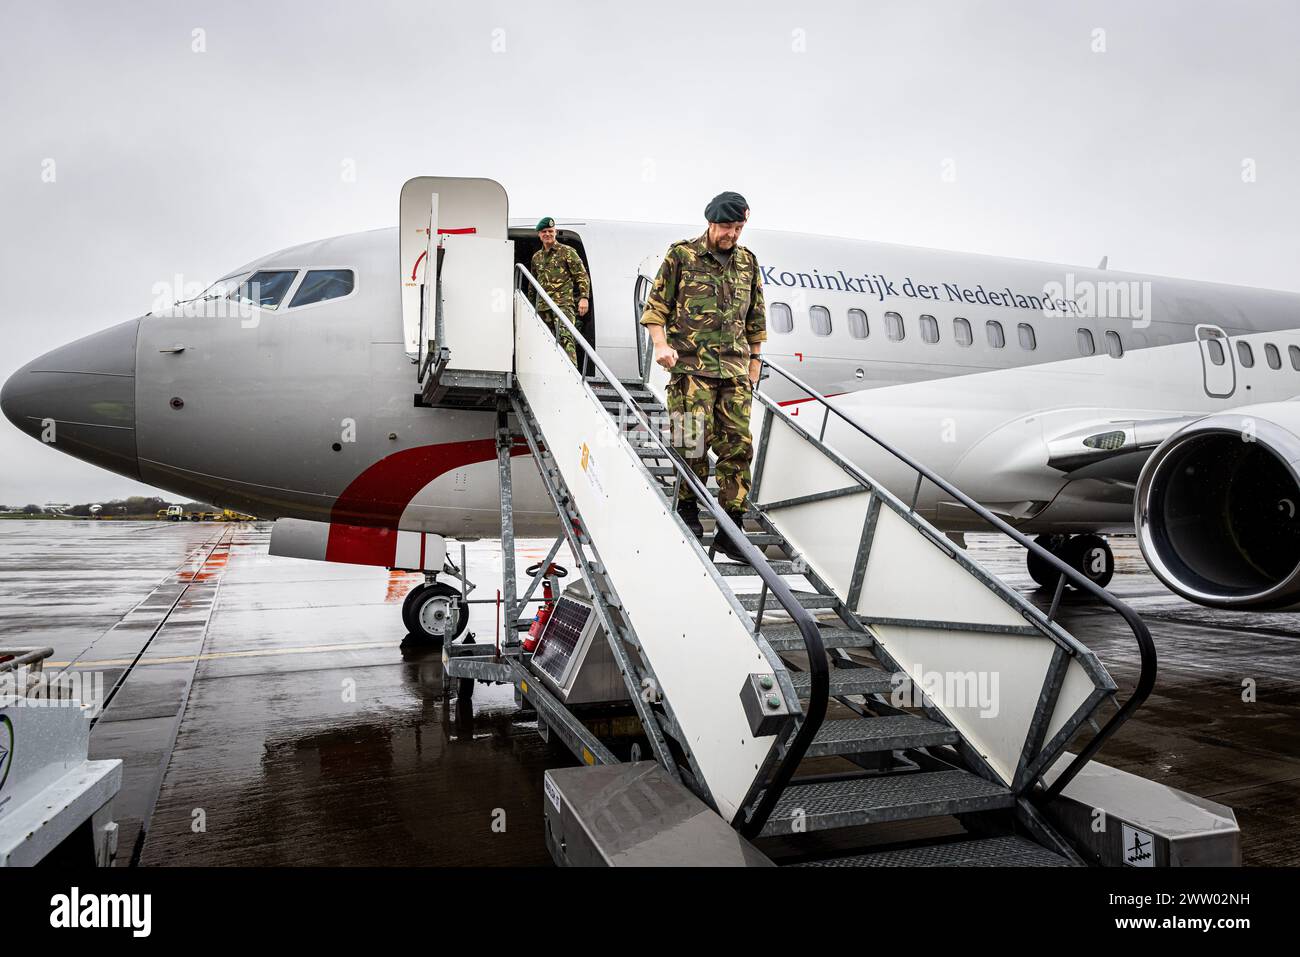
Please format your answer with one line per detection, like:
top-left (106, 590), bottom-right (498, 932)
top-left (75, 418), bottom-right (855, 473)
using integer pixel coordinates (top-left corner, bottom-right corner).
top-left (1194, 324), bottom-right (1236, 399)
top-left (399, 177), bottom-right (512, 377)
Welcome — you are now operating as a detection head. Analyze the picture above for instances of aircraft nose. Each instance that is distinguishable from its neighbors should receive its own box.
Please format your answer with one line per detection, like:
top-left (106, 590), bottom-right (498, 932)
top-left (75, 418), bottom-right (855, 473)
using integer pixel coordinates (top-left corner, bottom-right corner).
top-left (1, 318), bottom-right (142, 481)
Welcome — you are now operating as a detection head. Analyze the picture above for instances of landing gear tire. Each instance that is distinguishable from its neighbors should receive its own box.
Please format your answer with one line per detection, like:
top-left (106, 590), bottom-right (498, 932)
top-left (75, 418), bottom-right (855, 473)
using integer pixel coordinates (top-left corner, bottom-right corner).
top-left (1060, 534), bottom-right (1114, 589)
top-left (1026, 535), bottom-right (1068, 589)
top-left (404, 582), bottom-right (469, 644)
top-left (401, 583), bottom-right (430, 631)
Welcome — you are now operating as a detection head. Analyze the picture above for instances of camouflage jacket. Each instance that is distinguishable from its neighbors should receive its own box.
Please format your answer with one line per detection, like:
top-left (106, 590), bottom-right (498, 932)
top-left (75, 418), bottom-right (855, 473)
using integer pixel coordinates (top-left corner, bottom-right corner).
top-left (530, 242), bottom-right (590, 314)
top-left (639, 234), bottom-right (766, 378)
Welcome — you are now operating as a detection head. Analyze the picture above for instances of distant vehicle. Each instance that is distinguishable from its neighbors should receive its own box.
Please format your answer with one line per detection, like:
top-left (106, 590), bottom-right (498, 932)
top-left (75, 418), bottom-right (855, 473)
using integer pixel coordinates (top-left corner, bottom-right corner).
top-left (158, 505), bottom-right (184, 521)
top-left (89, 504), bottom-right (102, 518)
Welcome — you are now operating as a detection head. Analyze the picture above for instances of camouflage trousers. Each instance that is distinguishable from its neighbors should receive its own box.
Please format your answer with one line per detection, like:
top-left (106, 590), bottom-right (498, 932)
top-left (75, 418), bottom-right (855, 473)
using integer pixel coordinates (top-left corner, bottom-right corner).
top-left (666, 373), bottom-right (754, 512)
top-left (538, 304), bottom-right (579, 365)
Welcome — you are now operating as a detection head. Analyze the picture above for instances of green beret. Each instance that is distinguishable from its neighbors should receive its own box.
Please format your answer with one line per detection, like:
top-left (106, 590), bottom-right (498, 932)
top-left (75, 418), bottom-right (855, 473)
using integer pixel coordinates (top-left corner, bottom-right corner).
top-left (536, 217), bottom-right (556, 231)
top-left (704, 191), bottom-right (749, 223)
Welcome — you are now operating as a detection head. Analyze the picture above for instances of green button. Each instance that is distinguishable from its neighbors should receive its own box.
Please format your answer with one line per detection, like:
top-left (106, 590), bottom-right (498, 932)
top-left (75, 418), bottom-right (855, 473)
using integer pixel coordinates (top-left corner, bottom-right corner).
top-left (759, 675), bottom-right (774, 690)
top-left (766, 694), bottom-right (781, 710)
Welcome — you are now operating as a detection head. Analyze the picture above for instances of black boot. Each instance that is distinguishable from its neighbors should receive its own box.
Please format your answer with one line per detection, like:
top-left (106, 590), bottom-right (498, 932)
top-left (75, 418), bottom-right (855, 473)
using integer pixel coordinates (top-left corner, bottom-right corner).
top-left (714, 509), bottom-right (751, 564)
top-left (677, 499), bottom-right (704, 539)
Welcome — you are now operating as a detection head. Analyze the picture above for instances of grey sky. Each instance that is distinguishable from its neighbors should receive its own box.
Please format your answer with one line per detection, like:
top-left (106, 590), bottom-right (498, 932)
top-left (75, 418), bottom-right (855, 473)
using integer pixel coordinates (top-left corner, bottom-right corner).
top-left (1, 0), bottom-right (1297, 503)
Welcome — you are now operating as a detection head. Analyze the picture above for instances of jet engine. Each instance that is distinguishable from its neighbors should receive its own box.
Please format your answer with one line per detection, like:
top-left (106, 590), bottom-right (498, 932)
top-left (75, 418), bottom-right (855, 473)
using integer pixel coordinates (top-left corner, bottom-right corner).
top-left (1135, 402), bottom-right (1300, 609)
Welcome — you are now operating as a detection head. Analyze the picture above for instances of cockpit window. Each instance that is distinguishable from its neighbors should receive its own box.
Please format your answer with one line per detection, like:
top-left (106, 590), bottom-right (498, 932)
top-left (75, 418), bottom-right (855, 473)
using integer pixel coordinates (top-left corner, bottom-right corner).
top-left (196, 273), bottom-right (250, 302)
top-left (290, 269), bottom-right (355, 308)
top-left (233, 270), bottom-right (298, 309)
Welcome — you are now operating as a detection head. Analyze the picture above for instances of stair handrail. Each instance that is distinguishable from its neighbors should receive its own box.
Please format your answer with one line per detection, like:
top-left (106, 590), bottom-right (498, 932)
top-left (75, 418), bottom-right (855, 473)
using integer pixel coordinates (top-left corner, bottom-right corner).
top-left (757, 358), bottom-right (1156, 799)
top-left (514, 264), bottom-right (828, 834)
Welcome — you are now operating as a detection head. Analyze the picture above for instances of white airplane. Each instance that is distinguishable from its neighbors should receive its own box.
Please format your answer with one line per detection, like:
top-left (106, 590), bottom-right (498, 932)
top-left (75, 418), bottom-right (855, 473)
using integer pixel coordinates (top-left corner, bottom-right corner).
top-left (5, 192), bottom-right (1299, 638)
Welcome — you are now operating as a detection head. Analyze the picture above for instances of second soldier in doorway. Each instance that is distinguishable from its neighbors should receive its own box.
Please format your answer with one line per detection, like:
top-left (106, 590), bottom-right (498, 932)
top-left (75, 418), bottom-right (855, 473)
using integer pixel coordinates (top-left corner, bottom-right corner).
top-left (639, 191), bottom-right (765, 563)
top-left (530, 217), bottom-right (591, 366)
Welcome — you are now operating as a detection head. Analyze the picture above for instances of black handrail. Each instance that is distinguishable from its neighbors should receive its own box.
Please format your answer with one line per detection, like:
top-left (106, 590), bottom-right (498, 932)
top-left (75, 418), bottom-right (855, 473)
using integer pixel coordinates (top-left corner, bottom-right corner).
top-left (513, 265), bottom-right (828, 834)
top-left (759, 358), bottom-right (1157, 799)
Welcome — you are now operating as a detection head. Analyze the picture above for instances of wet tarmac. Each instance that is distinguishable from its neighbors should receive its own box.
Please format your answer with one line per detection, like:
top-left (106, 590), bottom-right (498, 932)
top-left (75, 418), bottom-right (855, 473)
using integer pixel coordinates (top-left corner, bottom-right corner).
top-left (1, 520), bottom-right (1296, 866)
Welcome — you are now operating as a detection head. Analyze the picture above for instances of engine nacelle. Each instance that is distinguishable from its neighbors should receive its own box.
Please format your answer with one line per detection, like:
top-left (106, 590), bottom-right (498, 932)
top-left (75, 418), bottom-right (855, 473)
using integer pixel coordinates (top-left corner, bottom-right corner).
top-left (1135, 402), bottom-right (1300, 610)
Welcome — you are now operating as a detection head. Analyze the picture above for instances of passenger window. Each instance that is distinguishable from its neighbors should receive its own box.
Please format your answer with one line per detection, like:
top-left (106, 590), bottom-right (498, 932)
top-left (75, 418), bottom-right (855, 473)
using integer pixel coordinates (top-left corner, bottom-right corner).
top-left (1266, 343), bottom-right (1282, 369)
top-left (953, 317), bottom-right (972, 346)
top-left (290, 269), bottom-right (355, 307)
top-left (1077, 328), bottom-right (1095, 355)
top-left (1018, 323), bottom-right (1037, 350)
top-left (1206, 339), bottom-right (1225, 365)
top-left (986, 320), bottom-right (1005, 348)
top-left (234, 270), bottom-right (298, 309)
top-left (1236, 341), bottom-right (1254, 368)
top-left (919, 314), bottom-right (939, 343)
top-left (847, 308), bottom-right (868, 339)
top-left (1105, 330), bottom-right (1124, 358)
top-left (1290, 345), bottom-right (1300, 371)
top-left (809, 305), bottom-right (832, 337)
top-left (770, 302), bottom-right (793, 334)
top-left (885, 312), bottom-right (905, 341)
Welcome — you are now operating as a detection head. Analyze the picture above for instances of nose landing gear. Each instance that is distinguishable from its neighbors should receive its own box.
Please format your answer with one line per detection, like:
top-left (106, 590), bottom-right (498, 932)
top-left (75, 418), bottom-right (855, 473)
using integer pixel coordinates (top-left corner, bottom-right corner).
top-left (1027, 533), bottom-right (1114, 590)
top-left (402, 581), bottom-right (470, 644)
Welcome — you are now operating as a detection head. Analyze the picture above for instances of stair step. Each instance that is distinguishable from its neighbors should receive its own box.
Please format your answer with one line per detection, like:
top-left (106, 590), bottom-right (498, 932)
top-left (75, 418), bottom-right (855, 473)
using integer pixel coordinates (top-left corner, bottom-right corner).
top-left (788, 668), bottom-right (896, 698)
top-left (739, 591), bottom-right (838, 612)
top-left (761, 624), bottom-right (873, 652)
top-left (758, 770), bottom-right (1014, 837)
top-left (589, 384), bottom-right (653, 399)
top-left (702, 532), bottom-right (783, 546)
top-left (795, 835), bottom-right (1073, 867)
top-left (805, 715), bottom-right (957, 758)
top-left (601, 399), bottom-right (665, 413)
top-left (714, 560), bottom-right (802, 576)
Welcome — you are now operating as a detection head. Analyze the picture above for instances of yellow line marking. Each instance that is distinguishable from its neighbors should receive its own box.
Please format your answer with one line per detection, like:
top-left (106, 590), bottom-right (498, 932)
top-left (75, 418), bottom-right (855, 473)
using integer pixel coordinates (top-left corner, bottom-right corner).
top-left (48, 641), bottom-right (395, 669)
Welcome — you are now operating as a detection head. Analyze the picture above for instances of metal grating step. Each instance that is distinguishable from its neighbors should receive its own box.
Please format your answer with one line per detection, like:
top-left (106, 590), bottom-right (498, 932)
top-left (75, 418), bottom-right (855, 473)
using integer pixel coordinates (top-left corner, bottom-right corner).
top-left (714, 560), bottom-right (802, 576)
top-left (761, 624), bottom-right (873, 652)
top-left (601, 399), bottom-right (665, 414)
top-left (589, 384), bottom-right (654, 399)
top-left (702, 532), bottom-right (783, 546)
top-left (793, 835), bottom-right (1073, 867)
top-left (759, 770), bottom-right (1014, 837)
top-left (788, 668), bottom-right (896, 698)
top-left (739, 591), bottom-right (838, 612)
top-left (805, 715), bottom-right (958, 758)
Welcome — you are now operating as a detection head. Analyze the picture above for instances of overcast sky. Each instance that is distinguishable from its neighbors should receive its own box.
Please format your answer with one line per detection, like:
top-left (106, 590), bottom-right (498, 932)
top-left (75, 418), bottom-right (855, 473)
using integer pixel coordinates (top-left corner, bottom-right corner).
top-left (1, 0), bottom-right (1297, 504)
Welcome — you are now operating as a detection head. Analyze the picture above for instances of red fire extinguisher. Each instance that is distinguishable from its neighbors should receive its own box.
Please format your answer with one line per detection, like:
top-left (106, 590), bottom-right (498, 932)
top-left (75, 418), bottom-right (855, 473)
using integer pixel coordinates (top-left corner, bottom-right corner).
top-left (523, 562), bottom-right (567, 652)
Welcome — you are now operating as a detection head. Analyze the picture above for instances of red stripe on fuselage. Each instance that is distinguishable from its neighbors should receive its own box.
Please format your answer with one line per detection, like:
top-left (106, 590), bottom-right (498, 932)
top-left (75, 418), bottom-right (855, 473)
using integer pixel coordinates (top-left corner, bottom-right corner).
top-left (324, 439), bottom-right (528, 565)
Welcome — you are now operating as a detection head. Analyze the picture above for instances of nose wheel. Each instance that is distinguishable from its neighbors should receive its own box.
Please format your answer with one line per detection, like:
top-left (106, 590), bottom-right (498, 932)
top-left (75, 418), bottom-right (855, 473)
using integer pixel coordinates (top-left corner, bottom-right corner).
top-left (402, 582), bottom-right (469, 644)
top-left (1027, 534), bottom-right (1114, 590)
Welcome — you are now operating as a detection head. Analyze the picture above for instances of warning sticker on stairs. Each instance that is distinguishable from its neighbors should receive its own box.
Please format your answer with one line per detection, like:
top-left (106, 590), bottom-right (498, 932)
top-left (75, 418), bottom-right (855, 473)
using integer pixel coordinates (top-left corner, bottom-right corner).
top-left (1122, 823), bottom-right (1154, 867)
top-left (580, 442), bottom-right (605, 499)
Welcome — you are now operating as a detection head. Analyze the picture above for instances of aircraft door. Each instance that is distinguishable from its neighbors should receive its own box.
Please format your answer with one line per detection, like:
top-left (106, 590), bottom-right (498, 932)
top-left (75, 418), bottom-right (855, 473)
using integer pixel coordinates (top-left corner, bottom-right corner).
top-left (634, 252), bottom-right (662, 384)
top-left (1194, 324), bottom-right (1235, 398)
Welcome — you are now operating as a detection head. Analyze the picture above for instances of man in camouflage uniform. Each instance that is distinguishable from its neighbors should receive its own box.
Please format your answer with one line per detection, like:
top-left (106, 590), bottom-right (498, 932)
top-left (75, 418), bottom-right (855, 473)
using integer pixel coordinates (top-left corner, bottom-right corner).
top-left (529, 217), bottom-right (590, 366)
top-left (639, 191), bottom-right (765, 563)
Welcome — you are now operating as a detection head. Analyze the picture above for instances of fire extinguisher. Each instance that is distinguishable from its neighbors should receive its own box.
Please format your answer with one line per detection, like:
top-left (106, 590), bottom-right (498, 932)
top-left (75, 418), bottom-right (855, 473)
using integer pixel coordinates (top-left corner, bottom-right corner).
top-left (523, 562), bottom-right (568, 652)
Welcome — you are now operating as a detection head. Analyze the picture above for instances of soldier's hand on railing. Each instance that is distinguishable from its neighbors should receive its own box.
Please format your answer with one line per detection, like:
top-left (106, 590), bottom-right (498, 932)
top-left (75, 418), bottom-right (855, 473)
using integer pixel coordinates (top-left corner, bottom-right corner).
top-left (654, 342), bottom-right (678, 370)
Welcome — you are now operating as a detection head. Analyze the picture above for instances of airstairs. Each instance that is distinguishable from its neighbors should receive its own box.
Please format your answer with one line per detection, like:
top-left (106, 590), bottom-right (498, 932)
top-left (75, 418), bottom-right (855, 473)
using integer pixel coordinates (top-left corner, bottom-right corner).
top-left (406, 177), bottom-right (1164, 867)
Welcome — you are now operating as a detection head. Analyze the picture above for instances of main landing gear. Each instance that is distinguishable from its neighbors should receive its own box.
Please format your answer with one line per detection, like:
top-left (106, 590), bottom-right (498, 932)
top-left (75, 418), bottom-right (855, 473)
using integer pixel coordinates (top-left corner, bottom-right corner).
top-left (1026, 533), bottom-right (1114, 590)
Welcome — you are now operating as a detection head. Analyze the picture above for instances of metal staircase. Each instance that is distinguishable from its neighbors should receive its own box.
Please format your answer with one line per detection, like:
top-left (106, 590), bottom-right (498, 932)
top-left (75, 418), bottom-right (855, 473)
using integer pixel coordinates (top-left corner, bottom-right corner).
top-left (435, 261), bottom-right (1156, 867)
